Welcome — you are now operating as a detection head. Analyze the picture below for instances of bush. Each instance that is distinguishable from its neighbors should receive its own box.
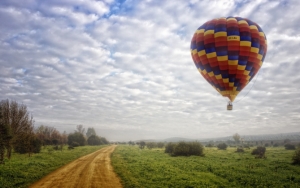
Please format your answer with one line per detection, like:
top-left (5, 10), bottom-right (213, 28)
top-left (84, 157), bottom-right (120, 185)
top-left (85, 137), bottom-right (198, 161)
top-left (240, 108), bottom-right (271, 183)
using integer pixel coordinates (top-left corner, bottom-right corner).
top-left (165, 141), bottom-right (204, 157)
top-left (71, 142), bottom-right (80, 147)
top-left (68, 132), bottom-right (86, 146)
top-left (252, 146), bottom-right (266, 158)
top-left (236, 147), bottom-right (244, 153)
top-left (206, 143), bottom-right (214, 147)
top-left (217, 143), bottom-right (227, 150)
top-left (165, 143), bottom-right (175, 154)
top-left (285, 144), bottom-right (296, 150)
top-left (87, 135), bottom-right (102, 145)
top-left (273, 143), bottom-right (279, 147)
top-left (292, 149), bottom-right (300, 165)
top-left (14, 136), bottom-right (42, 154)
top-left (146, 142), bottom-right (156, 149)
top-left (157, 142), bottom-right (164, 148)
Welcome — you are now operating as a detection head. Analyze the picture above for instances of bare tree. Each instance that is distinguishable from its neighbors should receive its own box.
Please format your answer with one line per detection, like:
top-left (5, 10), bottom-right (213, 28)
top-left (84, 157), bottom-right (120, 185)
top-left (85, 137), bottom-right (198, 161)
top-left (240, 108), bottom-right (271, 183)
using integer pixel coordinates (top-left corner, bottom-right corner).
top-left (76, 124), bottom-right (85, 135)
top-left (0, 99), bottom-right (34, 159)
top-left (232, 133), bottom-right (241, 144)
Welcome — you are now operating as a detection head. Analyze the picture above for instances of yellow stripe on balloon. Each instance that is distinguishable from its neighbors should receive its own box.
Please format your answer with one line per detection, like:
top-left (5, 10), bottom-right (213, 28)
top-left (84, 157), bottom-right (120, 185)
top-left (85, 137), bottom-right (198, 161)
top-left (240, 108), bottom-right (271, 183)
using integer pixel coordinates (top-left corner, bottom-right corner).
top-left (250, 47), bottom-right (259, 53)
top-left (207, 52), bottom-right (217, 58)
top-left (204, 30), bottom-right (214, 36)
top-left (228, 60), bottom-right (238, 65)
top-left (198, 50), bottom-right (206, 56)
top-left (238, 20), bottom-right (248, 25)
top-left (227, 18), bottom-right (237, 21)
top-left (237, 65), bottom-right (246, 70)
top-left (223, 78), bottom-right (229, 83)
top-left (192, 49), bottom-right (197, 55)
top-left (215, 74), bottom-right (222, 80)
top-left (200, 69), bottom-right (207, 75)
top-left (208, 71), bottom-right (214, 77)
top-left (243, 70), bottom-right (250, 75)
top-left (240, 41), bottom-right (251, 47)
top-left (249, 25), bottom-right (258, 30)
top-left (257, 54), bottom-right (263, 60)
top-left (214, 32), bottom-right (227, 38)
top-left (196, 29), bottom-right (205, 34)
top-left (217, 56), bottom-right (228, 61)
top-left (229, 82), bottom-right (234, 87)
top-left (227, 36), bottom-right (240, 41)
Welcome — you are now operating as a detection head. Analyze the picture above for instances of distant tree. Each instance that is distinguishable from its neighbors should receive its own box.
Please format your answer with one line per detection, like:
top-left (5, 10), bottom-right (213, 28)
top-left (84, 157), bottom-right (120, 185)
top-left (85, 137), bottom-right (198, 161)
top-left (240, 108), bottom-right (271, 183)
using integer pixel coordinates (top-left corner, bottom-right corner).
top-left (146, 142), bottom-right (156, 149)
top-left (68, 132), bottom-right (86, 146)
top-left (139, 141), bottom-right (146, 149)
top-left (273, 143), bottom-right (279, 147)
top-left (252, 146), bottom-right (266, 158)
top-left (264, 143), bottom-right (269, 147)
top-left (157, 142), bottom-right (164, 148)
top-left (87, 135), bottom-right (101, 145)
top-left (292, 148), bottom-right (300, 165)
top-left (100, 137), bottom-right (109, 144)
top-left (285, 144), bottom-right (296, 150)
top-left (128, 141), bottom-right (135, 145)
top-left (217, 143), bottom-right (227, 150)
top-left (0, 99), bottom-right (34, 159)
top-left (76, 125), bottom-right (85, 135)
top-left (284, 139), bottom-right (291, 144)
top-left (236, 147), bottom-right (244, 153)
top-left (86, 127), bottom-right (96, 138)
top-left (232, 133), bottom-right (241, 144)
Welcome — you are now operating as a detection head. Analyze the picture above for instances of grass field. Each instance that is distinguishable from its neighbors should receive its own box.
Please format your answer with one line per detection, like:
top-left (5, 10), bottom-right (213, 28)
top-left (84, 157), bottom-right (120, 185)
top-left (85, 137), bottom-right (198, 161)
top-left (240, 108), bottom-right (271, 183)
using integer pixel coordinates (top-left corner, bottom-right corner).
top-left (0, 145), bottom-right (106, 188)
top-left (111, 145), bottom-right (300, 188)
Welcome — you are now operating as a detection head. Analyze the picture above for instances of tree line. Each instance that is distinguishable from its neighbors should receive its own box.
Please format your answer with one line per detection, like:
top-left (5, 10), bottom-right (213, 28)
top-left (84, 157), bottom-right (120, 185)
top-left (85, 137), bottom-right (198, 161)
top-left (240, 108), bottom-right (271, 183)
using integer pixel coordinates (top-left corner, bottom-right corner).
top-left (0, 99), bottom-right (109, 164)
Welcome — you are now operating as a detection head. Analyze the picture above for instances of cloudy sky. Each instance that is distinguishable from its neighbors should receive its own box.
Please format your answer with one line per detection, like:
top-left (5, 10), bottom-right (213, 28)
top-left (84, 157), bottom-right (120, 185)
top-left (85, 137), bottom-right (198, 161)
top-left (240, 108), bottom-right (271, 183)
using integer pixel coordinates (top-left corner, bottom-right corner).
top-left (1, 0), bottom-right (299, 141)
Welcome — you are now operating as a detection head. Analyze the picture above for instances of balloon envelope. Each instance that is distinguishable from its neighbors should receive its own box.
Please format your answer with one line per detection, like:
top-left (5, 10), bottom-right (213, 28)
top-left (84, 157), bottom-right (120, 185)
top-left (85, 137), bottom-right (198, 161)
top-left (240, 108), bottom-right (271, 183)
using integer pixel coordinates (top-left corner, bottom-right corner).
top-left (190, 17), bottom-right (267, 102)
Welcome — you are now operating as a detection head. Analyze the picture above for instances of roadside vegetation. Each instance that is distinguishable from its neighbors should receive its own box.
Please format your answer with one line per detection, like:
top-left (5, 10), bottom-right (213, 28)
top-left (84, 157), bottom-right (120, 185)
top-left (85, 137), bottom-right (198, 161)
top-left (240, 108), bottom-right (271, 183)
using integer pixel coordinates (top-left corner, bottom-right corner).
top-left (112, 145), bottom-right (300, 188)
top-left (0, 145), bottom-right (106, 188)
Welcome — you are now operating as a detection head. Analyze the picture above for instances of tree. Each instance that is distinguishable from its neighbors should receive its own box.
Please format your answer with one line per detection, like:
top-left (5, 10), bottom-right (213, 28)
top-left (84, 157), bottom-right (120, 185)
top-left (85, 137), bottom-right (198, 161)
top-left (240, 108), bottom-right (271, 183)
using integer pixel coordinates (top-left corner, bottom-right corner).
top-left (139, 141), bottom-right (146, 149)
top-left (292, 148), bottom-right (300, 165)
top-left (217, 143), bottom-right (227, 150)
top-left (168, 141), bottom-right (204, 156)
top-left (232, 133), bottom-right (241, 144)
top-left (146, 142), bottom-right (156, 149)
top-left (87, 135), bottom-right (101, 145)
top-left (76, 125), bottom-right (85, 135)
top-left (0, 105), bottom-right (12, 164)
top-left (68, 132), bottom-right (86, 146)
top-left (157, 142), bottom-right (164, 148)
top-left (0, 99), bottom-right (34, 159)
top-left (86, 127), bottom-right (96, 138)
top-left (285, 144), bottom-right (296, 150)
top-left (251, 146), bottom-right (266, 158)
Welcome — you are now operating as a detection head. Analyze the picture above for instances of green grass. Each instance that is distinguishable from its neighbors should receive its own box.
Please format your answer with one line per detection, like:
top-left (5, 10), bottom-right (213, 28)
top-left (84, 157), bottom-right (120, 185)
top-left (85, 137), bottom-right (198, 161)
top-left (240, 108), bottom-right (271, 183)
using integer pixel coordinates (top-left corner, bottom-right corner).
top-left (0, 145), bottom-right (106, 188)
top-left (111, 145), bottom-right (300, 188)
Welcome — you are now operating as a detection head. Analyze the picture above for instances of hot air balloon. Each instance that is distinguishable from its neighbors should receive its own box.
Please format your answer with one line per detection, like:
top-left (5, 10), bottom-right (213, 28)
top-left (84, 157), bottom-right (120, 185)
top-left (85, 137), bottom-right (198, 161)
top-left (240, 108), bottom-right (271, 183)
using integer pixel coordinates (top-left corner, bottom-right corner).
top-left (190, 17), bottom-right (267, 110)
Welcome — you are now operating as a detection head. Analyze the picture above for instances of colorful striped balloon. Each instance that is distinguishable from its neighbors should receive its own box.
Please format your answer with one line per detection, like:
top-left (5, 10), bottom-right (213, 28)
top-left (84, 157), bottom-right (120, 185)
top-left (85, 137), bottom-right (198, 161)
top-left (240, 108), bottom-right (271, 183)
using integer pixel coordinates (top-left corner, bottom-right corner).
top-left (191, 17), bottom-right (267, 102)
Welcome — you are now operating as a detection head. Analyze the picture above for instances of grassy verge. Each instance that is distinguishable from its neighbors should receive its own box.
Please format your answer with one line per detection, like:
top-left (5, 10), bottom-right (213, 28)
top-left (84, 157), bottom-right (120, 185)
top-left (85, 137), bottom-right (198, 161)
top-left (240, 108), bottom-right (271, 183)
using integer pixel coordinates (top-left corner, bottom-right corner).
top-left (0, 145), bottom-right (106, 188)
top-left (111, 145), bottom-right (300, 188)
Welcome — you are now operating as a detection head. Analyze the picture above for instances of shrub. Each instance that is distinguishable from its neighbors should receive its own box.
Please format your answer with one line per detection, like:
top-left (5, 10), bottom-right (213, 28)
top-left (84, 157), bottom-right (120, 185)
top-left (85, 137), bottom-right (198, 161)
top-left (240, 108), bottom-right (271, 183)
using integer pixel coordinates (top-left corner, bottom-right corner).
top-left (206, 143), bottom-right (214, 147)
top-left (87, 135), bottom-right (102, 145)
top-left (146, 142), bottom-right (156, 149)
top-left (165, 141), bottom-right (204, 157)
top-left (273, 143), bottom-right (279, 147)
top-left (68, 132), bottom-right (86, 146)
top-left (252, 146), bottom-right (266, 158)
top-left (217, 143), bottom-right (227, 150)
top-left (157, 142), bottom-right (164, 148)
top-left (292, 149), bottom-right (300, 165)
top-left (71, 142), bottom-right (80, 147)
top-left (264, 143), bottom-right (269, 147)
top-left (285, 144), bottom-right (296, 150)
top-left (165, 143), bottom-right (175, 154)
top-left (236, 147), bottom-right (244, 153)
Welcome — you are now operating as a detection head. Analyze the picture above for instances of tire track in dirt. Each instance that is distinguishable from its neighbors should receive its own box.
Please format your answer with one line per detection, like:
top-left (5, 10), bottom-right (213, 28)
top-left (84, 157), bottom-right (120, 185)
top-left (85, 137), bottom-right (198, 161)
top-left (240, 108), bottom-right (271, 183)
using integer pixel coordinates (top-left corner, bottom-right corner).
top-left (30, 145), bottom-right (122, 188)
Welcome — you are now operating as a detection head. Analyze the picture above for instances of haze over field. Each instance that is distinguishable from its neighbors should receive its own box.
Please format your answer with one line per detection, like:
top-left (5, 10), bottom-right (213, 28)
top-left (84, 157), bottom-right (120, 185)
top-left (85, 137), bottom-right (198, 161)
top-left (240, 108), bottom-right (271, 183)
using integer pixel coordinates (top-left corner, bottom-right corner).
top-left (1, 0), bottom-right (300, 141)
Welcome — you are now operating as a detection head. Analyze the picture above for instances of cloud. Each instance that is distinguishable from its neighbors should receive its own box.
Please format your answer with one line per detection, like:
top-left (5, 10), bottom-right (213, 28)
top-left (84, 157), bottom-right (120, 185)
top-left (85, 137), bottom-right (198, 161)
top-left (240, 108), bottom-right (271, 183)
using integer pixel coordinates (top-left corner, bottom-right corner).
top-left (0, 0), bottom-right (300, 141)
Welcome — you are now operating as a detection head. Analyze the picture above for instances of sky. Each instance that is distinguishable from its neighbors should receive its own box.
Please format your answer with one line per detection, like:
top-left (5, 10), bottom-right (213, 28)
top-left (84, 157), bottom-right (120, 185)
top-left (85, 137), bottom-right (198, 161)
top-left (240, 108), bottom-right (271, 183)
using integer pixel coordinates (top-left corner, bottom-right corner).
top-left (1, 0), bottom-right (300, 141)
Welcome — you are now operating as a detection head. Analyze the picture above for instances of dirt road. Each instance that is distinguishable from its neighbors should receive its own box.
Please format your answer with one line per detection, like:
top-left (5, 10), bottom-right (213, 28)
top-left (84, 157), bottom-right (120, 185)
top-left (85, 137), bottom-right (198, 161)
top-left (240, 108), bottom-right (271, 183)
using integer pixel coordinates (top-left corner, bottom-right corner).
top-left (30, 145), bottom-right (122, 188)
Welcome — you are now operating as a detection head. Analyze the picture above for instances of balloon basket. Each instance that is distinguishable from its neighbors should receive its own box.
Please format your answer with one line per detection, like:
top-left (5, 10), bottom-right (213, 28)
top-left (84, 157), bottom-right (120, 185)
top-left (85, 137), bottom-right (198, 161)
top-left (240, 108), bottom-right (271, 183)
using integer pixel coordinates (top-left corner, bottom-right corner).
top-left (227, 103), bottom-right (233, 110)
